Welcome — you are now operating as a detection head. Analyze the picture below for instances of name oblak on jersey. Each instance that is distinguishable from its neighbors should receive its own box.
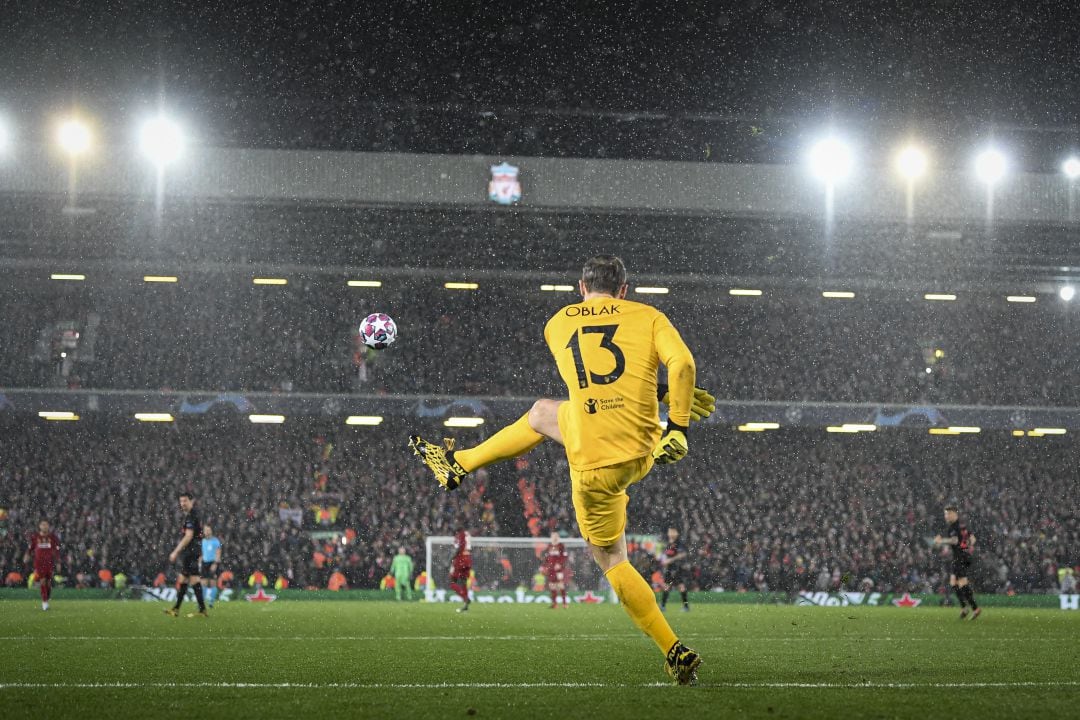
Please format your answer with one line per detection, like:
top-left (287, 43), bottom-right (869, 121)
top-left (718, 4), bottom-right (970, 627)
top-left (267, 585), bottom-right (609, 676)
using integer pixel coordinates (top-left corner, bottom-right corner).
top-left (564, 304), bottom-right (621, 317)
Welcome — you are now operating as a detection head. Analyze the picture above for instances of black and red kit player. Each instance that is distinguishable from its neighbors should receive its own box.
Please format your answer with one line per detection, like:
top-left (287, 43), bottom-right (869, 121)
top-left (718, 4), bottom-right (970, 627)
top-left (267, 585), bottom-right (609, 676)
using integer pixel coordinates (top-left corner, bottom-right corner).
top-left (543, 531), bottom-right (570, 608)
top-left (659, 527), bottom-right (691, 612)
top-left (24, 520), bottom-right (61, 611)
top-left (450, 526), bottom-right (472, 612)
top-left (165, 491), bottom-right (208, 618)
top-left (934, 504), bottom-right (981, 620)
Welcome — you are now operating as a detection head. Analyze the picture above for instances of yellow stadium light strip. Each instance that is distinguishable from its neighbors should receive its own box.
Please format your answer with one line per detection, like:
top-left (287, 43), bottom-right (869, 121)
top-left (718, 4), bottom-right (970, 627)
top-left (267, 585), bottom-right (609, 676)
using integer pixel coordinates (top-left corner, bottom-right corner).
top-left (540, 284), bottom-right (575, 292)
top-left (347, 280), bottom-right (383, 288)
top-left (729, 288), bottom-right (762, 296)
top-left (253, 278), bottom-right (288, 286)
top-left (841, 424), bottom-right (877, 432)
top-left (947, 426), bottom-right (981, 433)
top-left (445, 282), bottom-right (479, 290)
top-left (345, 416), bottom-right (383, 426)
top-left (444, 417), bottom-right (485, 428)
top-left (635, 287), bottom-right (670, 294)
top-left (248, 414), bottom-right (285, 424)
top-left (825, 426), bottom-right (860, 433)
top-left (1032, 428), bottom-right (1067, 435)
top-left (51, 273), bottom-right (85, 281)
top-left (924, 293), bottom-right (957, 301)
top-left (929, 428), bottom-right (960, 435)
top-left (1027, 431), bottom-right (1045, 437)
top-left (1006, 295), bottom-right (1036, 303)
top-left (737, 425), bottom-right (766, 432)
top-left (822, 291), bottom-right (856, 299)
top-left (38, 411), bottom-right (77, 420)
top-left (742, 422), bottom-right (780, 430)
top-left (1012, 430), bottom-right (1025, 437)
top-left (134, 413), bottom-right (174, 422)
top-left (143, 275), bottom-right (178, 283)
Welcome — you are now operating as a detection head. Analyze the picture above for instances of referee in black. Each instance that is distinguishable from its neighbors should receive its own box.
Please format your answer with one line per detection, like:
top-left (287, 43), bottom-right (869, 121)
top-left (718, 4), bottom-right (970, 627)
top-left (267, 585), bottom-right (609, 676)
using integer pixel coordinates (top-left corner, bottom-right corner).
top-left (166, 491), bottom-right (208, 618)
top-left (659, 526), bottom-right (691, 612)
top-left (934, 503), bottom-right (981, 620)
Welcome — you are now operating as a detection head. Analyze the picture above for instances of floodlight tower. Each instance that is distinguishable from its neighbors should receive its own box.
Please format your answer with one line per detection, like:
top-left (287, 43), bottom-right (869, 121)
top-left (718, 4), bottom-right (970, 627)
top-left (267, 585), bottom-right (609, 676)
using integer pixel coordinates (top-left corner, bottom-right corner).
top-left (808, 137), bottom-right (853, 237)
top-left (138, 115), bottom-right (185, 214)
top-left (56, 117), bottom-right (92, 210)
top-left (1063, 156), bottom-right (1080, 222)
top-left (895, 145), bottom-right (928, 223)
top-left (974, 148), bottom-right (1007, 229)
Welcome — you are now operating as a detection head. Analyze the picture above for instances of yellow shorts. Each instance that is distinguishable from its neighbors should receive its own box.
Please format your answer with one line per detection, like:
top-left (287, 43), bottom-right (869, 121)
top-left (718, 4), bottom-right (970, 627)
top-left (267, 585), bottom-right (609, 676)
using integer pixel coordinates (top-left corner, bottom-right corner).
top-left (570, 454), bottom-right (654, 547)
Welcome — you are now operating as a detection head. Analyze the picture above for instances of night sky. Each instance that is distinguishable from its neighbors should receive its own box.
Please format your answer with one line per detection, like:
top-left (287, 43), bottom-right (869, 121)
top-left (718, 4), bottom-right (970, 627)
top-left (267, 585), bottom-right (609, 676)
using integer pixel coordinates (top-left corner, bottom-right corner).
top-left (3, 1), bottom-right (1079, 163)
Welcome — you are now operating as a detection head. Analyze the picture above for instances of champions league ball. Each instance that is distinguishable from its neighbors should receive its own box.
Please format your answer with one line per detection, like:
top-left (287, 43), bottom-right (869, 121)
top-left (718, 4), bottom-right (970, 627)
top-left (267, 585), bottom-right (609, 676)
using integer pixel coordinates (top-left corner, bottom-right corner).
top-left (359, 313), bottom-right (398, 350)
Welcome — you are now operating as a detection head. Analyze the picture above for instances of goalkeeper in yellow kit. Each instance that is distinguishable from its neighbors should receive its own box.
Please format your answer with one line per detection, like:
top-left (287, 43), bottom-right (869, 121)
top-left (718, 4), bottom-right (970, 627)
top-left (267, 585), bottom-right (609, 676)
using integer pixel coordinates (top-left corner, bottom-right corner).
top-left (409, 255), bottom-right (714, 685)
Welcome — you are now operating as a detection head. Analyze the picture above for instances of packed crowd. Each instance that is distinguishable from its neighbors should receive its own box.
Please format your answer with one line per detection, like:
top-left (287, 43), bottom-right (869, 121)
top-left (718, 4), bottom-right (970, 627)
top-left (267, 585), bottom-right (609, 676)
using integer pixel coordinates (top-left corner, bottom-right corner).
top-left (1, 423), bottom-right (1074, 596)
top-left (515, 431), bottom-right (1078, 595)
top-left (2, 278), bottom-right (1078, 406)
top-left (0, 421), bottom-right (500, 591)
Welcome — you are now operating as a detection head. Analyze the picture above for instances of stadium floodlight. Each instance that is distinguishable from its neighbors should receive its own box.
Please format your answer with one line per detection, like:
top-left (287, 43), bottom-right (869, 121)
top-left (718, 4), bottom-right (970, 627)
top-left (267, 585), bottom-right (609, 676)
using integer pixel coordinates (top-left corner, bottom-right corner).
top-left (345, 416), bottom-right (383, 426)
top-left (895, 145), bottom-right (928, 180)
top-left (445, 417), bottom-right (484, 428)
top-left (445, 282), bottom-right (479, 290)
top-left (138, 116), bottom-right (184, 165)
top-left (1063, 156), bottom-right (1080, 180)
top-left (347, 280), bottom-right (382, 288)
top-left (540, 284), bottom-right (575, 292)
top-left (821, 291), bottom-right (855, 299)
top-left (143, 275), bottom-right (178, 283)
top-left (57, 118), bottom-right (92, 157)
top-left (635, 286), bottom-right (669, 294)
top-left (729, 288), bottom-right (762, 296)
top-left (1060, 286), bottom-right (1075, 302)
top-left (253, 277), bottom-right (288, 285)
top-left (38, 411), bottom-right (78, 420)
top-left (1006, 295), bottom-right (1037, 303)
top-left (248, 414), bottom-right (285, 424)
top-left (134, 413), bottom-right (174, 422)
top-left (808, 138), bottom-right (854, 183)
top-left (974, 149), bottom-right (1007, 185)
top-left (51, 273), bottom-right (86, 281)
top-left (741, 422), bottom-right (780, 430)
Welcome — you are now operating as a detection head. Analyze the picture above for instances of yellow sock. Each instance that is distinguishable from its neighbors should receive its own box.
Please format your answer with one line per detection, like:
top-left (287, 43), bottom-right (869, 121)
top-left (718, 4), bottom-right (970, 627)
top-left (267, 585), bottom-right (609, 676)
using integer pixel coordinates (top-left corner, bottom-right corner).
top-left (605, 560), bottom-right (678, 655)
top-left (453, 412), bottom-right (545, 472)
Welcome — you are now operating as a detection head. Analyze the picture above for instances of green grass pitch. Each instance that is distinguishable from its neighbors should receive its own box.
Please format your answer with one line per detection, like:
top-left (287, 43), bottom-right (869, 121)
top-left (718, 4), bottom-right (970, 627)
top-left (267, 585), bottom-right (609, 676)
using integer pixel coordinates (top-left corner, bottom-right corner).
top-left (1, 600), bottom-right (1077, 719)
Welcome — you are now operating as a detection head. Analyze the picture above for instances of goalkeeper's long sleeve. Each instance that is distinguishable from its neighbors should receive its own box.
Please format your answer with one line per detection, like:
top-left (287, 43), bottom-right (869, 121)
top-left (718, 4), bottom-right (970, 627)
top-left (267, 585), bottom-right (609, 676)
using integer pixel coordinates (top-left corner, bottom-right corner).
top-left (654, 323), bottom-right (696, 428)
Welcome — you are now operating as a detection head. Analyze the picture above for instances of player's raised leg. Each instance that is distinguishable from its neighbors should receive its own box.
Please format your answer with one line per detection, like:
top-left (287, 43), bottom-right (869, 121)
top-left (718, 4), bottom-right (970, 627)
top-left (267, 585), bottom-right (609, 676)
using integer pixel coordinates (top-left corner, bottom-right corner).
top-left (410, 400), bottom-right (561, 490)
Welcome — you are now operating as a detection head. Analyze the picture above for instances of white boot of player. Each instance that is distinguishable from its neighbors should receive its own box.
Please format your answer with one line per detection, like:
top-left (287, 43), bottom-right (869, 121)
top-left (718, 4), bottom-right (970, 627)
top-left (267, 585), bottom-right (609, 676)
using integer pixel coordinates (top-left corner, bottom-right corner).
top-left (42, 601), bottom-right (49, 611)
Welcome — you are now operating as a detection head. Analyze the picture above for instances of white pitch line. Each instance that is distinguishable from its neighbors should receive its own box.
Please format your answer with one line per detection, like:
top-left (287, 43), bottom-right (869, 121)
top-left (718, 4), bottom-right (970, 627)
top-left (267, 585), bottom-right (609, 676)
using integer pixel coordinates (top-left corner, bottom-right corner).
top-left (0, 635), bottom-right (1058, 642)
top-left (0, 681), bottom-right (1078, 691)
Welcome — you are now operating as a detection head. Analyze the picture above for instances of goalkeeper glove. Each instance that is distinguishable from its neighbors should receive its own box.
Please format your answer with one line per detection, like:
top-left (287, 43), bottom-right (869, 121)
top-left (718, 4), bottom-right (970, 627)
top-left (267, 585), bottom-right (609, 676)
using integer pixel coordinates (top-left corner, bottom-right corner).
top-left (657, 384), bottom-right (716, 422)
top-left (652, 421), bottom-right (688, 465)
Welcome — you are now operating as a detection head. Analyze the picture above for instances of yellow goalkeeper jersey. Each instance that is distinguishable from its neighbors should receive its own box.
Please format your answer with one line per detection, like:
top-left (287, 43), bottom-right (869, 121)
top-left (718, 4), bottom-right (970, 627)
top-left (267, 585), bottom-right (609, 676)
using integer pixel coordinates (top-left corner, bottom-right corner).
top-left (544, 296), bottom-right (696, 471)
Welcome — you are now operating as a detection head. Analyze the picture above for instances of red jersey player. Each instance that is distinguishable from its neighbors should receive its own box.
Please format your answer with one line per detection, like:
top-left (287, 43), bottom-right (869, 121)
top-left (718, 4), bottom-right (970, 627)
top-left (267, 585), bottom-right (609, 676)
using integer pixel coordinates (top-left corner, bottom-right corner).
top-left (450, 526), bottom-right (472, 612)
top-left (24, 520), bottom-right (61, 611)
top-left (543, 531), bottom-right (569, 608)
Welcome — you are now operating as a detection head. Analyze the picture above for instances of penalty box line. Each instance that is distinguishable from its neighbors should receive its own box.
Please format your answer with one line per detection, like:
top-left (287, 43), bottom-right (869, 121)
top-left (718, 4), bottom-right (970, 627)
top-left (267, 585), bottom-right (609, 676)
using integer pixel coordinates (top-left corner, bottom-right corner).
top-left (1, 681), bottom-right (1078, 690)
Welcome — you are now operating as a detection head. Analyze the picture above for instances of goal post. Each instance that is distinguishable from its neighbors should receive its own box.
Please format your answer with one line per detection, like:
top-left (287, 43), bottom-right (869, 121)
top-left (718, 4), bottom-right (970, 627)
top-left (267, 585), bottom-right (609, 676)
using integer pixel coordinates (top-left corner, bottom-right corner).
top-left (424, 535), bottom-right (611, 604)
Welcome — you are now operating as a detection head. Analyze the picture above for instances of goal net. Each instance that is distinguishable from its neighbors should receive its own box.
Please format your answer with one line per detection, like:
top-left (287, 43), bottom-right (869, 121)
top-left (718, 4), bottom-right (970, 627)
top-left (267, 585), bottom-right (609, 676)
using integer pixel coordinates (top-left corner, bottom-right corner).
top-left (424, 536), bottom-right (610, 604)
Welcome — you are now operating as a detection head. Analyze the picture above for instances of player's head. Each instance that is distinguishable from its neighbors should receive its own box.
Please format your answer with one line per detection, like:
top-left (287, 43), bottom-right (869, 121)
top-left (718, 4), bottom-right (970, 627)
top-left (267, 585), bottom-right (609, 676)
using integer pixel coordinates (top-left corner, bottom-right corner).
top-left (38, 519), bottom-right (50, 534)
top-left (580, 255), bottom-right (628, 299)
top-left (667, 527), bottom-right (679, 541)
top-left (398, 546), bottom-right (406, 555)
top-left (944, 504), bottom-right (958, 522)
top-left (203, 524), bottom-right (213, 536)
top-left (550, 530), bottom-right (560, 544)
top-left (178, 492), bottom-right (194, 512)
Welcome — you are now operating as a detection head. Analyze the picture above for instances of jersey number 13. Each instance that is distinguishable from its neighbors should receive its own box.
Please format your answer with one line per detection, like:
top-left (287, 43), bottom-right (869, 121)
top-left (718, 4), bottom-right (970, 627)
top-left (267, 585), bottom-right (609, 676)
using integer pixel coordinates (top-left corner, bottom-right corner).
top-left (565, 324), bottom-right (625, 389)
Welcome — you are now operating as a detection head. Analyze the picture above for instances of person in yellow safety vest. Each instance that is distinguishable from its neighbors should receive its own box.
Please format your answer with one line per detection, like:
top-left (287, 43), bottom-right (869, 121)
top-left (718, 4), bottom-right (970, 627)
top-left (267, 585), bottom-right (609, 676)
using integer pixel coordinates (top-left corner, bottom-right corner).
top-left (248, 570), bottom-right (268, 588)
top-left (532, 571), bottom-right (546, 592)
top-left (414, 571), bottom-right (433, 593)
top-left (275, 576), bottom-right (289, 591)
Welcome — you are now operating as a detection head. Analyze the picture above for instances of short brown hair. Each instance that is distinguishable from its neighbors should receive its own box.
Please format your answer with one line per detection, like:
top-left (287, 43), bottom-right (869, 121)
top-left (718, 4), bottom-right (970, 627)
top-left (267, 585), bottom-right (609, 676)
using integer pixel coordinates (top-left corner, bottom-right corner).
top-left (581, 255), bottom-right (627, 295)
